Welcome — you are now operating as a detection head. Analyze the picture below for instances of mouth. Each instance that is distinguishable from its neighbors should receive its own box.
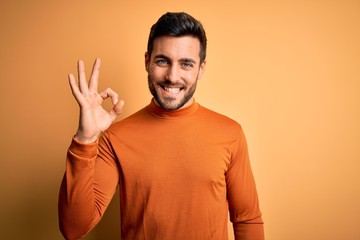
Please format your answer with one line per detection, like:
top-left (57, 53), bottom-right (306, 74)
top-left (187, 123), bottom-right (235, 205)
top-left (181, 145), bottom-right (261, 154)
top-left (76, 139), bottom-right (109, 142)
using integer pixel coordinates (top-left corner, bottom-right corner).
top-left (161, 85), bottom-right (183, 94)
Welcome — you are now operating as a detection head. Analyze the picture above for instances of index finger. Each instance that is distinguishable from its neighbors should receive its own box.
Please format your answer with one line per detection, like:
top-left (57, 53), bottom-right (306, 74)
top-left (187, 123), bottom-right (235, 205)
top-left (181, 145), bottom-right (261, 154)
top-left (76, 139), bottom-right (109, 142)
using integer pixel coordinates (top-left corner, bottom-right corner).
top-left (89, 58), bottom-right (101, 91)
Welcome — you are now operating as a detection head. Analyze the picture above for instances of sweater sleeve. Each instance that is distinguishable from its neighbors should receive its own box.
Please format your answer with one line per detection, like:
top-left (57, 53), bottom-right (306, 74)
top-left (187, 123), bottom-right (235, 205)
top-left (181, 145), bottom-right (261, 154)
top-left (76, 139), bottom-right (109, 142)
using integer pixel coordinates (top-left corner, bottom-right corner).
top-left (58, 133), bottom-right (119, 240)
top-left (226, 128), bottom-right (264, 240)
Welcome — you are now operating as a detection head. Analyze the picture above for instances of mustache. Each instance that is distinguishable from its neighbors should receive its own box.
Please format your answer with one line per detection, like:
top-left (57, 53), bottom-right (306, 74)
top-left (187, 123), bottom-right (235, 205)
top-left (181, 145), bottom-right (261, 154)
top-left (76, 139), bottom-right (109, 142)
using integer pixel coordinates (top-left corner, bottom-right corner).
top-left (159, 80), bottom-right (185, 88)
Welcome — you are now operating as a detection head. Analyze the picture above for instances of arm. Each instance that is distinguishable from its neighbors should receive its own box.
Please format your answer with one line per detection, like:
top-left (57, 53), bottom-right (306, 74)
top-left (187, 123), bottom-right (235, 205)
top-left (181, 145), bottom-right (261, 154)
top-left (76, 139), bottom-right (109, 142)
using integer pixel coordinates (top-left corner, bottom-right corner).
top-left (58, 135), bottom-right (119, 239)
top-left (226, 128), bottom-right (264, 240)
top-left (58, 59), bottom-right (124, 239)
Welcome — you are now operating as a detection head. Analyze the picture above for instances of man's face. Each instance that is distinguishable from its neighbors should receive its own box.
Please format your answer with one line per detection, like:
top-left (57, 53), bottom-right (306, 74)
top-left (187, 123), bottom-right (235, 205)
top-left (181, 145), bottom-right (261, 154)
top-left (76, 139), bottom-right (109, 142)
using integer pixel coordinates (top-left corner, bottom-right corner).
top-left (145, 36), bottom-right (206, 110)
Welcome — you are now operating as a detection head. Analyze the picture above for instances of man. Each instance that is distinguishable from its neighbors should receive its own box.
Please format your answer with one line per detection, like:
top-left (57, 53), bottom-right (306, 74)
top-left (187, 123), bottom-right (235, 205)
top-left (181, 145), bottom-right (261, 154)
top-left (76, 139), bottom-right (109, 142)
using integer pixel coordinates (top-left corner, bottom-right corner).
top-left (59, 12), bottom-right (264, 240)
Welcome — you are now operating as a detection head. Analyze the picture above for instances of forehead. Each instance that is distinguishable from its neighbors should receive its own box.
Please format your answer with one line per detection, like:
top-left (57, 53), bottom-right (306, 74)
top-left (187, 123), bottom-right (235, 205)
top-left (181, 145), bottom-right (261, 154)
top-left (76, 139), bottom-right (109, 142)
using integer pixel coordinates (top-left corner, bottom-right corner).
top-left (151, 35), bottom-right (201, 60)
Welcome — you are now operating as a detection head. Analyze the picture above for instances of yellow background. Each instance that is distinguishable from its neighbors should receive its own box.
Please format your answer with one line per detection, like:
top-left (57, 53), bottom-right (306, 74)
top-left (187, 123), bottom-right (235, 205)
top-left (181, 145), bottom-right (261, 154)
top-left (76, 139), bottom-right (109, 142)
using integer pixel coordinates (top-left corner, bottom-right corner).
top-left (1, 0), bottom-right (359, 239)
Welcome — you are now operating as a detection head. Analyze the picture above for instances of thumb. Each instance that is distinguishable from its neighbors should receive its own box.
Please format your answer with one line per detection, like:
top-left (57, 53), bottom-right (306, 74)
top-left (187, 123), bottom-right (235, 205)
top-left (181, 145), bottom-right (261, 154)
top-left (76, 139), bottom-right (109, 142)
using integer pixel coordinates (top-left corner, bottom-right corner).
top-left (109, 99), bottom-right (124, 118)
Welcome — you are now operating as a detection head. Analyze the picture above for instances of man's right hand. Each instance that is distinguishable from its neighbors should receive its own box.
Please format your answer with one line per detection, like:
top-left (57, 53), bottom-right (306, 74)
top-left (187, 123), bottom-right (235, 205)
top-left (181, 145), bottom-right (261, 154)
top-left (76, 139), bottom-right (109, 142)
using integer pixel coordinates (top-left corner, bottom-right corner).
top-left (68, 58), bottom-right (124, 143)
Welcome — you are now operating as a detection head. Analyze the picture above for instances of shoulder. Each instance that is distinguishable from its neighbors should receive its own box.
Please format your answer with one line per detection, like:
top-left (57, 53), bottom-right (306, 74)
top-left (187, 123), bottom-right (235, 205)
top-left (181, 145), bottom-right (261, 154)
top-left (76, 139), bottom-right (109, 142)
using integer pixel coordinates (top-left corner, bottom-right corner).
top-left (198, 104), bottom-right (242, 127)
top-left (196, 104), bottom-right (244, 136)
top-left (107, 106), bottom-right (151, 133)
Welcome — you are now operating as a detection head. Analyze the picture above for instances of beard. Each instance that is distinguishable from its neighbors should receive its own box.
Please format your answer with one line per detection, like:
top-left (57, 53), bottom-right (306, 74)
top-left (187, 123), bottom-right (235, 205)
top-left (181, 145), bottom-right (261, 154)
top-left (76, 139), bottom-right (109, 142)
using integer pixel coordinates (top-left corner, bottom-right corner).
top-left (148, 75), bottom-right (198, 110)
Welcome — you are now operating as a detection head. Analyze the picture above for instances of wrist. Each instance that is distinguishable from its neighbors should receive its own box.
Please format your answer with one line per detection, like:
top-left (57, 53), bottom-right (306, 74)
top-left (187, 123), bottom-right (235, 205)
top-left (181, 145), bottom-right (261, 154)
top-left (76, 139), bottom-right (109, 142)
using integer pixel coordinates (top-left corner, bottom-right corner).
top-left (74, 133), bottom-right (99, 144)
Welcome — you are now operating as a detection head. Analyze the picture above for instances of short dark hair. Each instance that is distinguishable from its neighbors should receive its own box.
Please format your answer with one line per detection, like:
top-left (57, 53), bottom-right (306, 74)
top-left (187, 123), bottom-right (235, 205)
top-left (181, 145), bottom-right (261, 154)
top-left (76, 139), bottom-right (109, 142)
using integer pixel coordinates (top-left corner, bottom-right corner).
top-left (147, 12), bottom-right (207, 63)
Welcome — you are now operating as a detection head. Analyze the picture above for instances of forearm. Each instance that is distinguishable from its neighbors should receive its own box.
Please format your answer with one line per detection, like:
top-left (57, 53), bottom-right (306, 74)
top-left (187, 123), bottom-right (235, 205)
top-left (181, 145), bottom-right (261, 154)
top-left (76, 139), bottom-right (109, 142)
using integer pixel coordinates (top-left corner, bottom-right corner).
top-left (58, 139), bottom-right (102, 240)
top-left (59, 136), bottom-right (119, 240)
top-left (233, 215), bottom-right (265, 240)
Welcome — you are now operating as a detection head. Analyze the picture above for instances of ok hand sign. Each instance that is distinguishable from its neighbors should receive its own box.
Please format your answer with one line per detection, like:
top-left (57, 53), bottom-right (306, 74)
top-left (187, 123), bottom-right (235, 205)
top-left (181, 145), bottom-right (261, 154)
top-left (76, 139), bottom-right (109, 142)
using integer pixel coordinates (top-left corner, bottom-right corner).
top-left (68, 58), bottom-right (124, 143)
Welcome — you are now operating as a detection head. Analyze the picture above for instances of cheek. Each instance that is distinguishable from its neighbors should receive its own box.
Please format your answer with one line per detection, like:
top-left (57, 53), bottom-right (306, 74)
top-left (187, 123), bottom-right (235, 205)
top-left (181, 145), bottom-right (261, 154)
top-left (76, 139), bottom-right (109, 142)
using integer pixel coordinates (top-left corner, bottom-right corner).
top-left (149, 66), bottom-right (165, 79)
top-left (185, 71), bottom-right (200, 83)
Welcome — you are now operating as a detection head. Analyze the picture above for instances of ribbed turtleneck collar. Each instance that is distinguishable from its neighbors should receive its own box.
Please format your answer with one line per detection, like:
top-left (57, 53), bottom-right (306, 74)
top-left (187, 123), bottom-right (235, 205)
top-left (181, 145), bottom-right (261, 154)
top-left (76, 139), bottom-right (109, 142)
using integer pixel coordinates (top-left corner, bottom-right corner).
top-left (147, 99), bottom-right (199, 119)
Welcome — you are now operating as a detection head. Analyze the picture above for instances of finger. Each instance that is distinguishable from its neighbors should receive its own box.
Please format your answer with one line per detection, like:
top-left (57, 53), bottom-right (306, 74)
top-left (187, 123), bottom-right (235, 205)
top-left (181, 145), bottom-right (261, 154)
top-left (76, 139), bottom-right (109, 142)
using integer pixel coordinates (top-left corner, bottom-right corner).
top-left (68, 73), bottom-right (86, 106)
top-left (77, 60), bottom-right (89, 95)
top-left (99, 88), bottom-right (118, 102)
top-left (89, 58), bottom-right (101, 92)
top-left (111, 99), bottom-right (125, 116)
top-left (99, 88), bottom-right (124, 117)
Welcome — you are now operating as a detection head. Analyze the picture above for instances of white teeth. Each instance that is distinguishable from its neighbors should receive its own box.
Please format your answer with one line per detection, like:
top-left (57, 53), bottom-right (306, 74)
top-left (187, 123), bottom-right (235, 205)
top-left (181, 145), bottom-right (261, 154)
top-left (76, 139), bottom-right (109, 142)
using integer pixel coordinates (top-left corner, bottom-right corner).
top-left (164, 87), bottom-right (180, 93)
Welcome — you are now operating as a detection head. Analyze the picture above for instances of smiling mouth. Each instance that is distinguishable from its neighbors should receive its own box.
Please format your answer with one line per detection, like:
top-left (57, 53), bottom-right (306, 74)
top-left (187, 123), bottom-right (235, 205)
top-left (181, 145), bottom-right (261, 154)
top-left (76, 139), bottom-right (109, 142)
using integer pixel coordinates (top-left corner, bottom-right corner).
top-left (162, 86), bottom-right (183, 94)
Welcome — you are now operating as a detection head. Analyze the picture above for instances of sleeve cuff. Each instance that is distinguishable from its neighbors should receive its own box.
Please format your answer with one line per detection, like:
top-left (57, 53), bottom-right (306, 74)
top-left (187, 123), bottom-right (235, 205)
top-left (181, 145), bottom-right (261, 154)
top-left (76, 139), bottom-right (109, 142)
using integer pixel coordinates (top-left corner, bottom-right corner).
top-left (69, 137), bottom-right (99, 158)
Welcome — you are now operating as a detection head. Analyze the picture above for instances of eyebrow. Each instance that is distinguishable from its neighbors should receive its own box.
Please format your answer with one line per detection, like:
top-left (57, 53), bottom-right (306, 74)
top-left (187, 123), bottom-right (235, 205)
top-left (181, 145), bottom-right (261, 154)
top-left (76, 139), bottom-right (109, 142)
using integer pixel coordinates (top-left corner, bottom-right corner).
top-left (154, 54), bottom-right (170, 60)
top-left (154, 54), bottom-right (197, 64)
top-left (181, 58), bottom-right (197, 64)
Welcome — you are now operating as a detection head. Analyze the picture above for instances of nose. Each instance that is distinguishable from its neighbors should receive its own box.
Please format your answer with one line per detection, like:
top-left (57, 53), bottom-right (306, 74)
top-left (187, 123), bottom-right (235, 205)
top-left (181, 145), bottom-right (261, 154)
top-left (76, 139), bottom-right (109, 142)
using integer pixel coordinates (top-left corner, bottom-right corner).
top-left (166, 64), bottom-right (179, 83)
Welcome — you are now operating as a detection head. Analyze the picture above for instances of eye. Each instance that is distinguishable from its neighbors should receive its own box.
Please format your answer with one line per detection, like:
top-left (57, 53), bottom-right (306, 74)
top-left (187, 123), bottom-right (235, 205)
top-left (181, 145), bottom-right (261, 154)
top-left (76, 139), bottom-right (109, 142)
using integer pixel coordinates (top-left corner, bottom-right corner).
top-left (156, 59), bottom-right (168, 66)
top-left (181, 62), bottom-right (194, 68)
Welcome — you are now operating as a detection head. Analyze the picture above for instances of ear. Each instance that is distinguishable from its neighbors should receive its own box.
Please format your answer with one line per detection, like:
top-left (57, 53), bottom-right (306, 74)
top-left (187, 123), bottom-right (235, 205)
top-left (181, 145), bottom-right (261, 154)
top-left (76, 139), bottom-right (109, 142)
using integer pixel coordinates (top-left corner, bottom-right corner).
top-left (197, 59), bottom-right (206, 79)
top-left (145, 52), bottom-right (150, 72)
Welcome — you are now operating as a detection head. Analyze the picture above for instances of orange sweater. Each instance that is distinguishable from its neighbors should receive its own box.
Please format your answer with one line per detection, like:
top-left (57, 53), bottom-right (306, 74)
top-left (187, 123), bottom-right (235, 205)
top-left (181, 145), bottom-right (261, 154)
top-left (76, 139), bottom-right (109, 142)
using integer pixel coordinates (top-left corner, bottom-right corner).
top-left (59, 100), bottom-right (264, 240)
